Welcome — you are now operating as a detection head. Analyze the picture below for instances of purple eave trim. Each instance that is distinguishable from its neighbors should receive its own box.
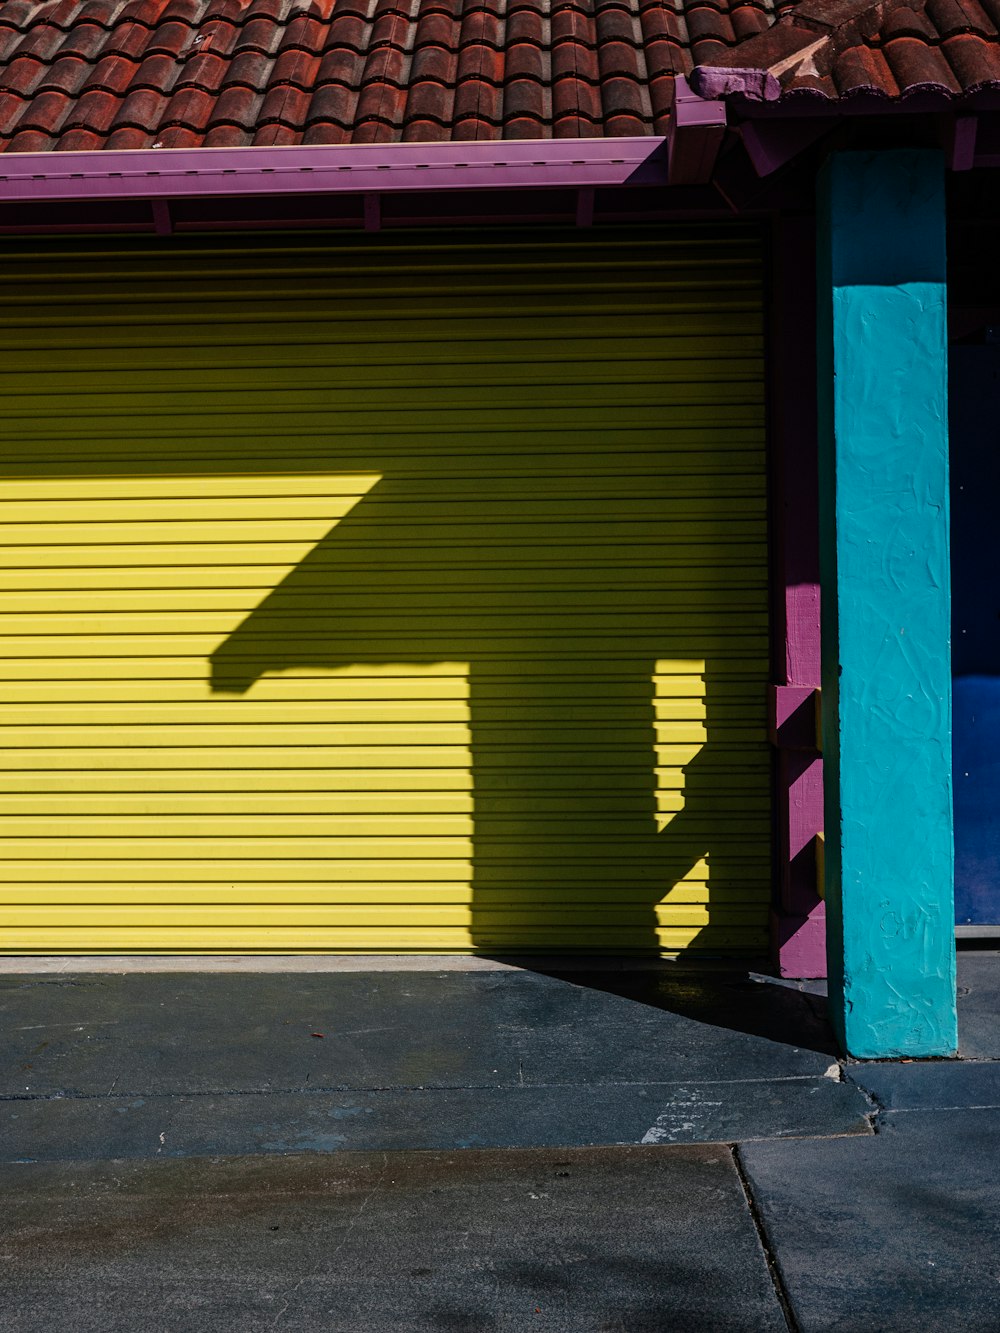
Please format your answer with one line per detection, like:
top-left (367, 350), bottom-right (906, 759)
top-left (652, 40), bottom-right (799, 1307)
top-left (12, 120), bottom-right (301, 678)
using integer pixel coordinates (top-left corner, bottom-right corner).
top-left (0, 138), bottom-right (668, 204)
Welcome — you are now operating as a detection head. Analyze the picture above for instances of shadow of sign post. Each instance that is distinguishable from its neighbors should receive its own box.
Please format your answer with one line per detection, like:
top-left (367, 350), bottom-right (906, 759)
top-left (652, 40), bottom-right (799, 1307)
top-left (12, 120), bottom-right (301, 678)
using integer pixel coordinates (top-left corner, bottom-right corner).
top-left (210, 468), bottom-right (758, 954)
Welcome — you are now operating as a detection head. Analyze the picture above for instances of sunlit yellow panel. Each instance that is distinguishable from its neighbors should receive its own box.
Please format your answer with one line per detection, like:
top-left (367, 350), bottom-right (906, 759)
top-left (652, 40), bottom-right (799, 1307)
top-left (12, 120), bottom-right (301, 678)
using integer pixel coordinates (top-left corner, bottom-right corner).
top-left (0, 227), bottom-right (769, 954)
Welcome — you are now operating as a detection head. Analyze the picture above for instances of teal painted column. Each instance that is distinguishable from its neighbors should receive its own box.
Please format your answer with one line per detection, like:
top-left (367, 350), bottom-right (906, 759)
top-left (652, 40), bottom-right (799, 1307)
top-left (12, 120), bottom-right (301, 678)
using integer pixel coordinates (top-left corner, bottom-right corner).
top-left (817, 150), bottom-right (957, 1058)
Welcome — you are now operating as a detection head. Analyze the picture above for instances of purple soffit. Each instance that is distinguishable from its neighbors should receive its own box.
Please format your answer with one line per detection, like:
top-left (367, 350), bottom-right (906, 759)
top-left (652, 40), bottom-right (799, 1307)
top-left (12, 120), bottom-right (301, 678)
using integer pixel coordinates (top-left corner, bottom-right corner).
top-left (0, 138), bottom-right (671, 205)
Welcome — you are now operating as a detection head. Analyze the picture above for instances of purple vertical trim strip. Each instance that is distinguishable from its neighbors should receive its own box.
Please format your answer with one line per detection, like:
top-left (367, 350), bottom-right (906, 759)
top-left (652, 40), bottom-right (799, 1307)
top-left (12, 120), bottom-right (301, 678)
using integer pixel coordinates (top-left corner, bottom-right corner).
top-left (151, 199), bottom-right (172, 235)
top-left (951, 116), bottom-right (978, 170)
top-left (769, 213), bottom-right (826, 978)
top-left (363, 193), bottom-right (381, 232)
top-left (773, 217), bottom-right (822, 689)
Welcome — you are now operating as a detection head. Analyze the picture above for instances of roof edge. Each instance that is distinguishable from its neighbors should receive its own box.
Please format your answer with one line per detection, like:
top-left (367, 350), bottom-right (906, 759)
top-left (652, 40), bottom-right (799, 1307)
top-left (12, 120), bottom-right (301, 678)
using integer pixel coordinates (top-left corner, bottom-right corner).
top-left (0, 138), bottom-right (669, 205)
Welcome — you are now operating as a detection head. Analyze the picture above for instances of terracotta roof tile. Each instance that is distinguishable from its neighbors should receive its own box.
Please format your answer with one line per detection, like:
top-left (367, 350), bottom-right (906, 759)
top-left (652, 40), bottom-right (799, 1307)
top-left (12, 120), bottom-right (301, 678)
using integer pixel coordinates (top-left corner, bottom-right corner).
top-left (301, 115), bottom-right (350, 141)
top-left (882, 5), bottom-right (940, 39)
top-left (832, 42), bottom-right (898, 95)
top-left (222, 47), bottom-right (271, 88)
top-left (0, 88), bottom-right (25, 131)
top-left (236, 16), bottom-right (284, 57)
top-left (0, 28), bottom-right (22, 64)
top-left (111, 83), bottom-right (169, 127)
top-left (163, 81), bottom-right (215, 128)
top-left (2, 0), bottom-right (50, 25)
top-left (9, 124), bottom-right (57, 148)
top-left (210, 81), bottom-right (262, 127)
top-left (105, 122), bottom-right (151, 145)
top-left (55, 124), bottom-right (103, 146)
top-left (409, 42), bottom-right (457, 87)
top-left (244, 0), bottom-right (287, 24)
top-left (133, 50), bottom-right (182, 90)
top-left (551, 4), bottom-right (590, 46)
top-left (37, 53), bottom-right (91, 94)
top-left (9, 22), bottom-right (70, 63)
top-left (202, 118), bottom-right (247, 143)
top-left (16, 84), bottom-right (72, 129)
top-left (2, 53), bottom-right (45, 95)
top-left (282, 12), bottom-right (328, 52)
top-left (926, 0), bottom-right (995, 36)
top-left (270, 46), bottom-right (321, 87)
top-left (104, 19), bottom-right (155, 60)
top-left (259, 79), bottom-right (311, 127)
top-left (5, 0), bottom-right (1000, 152)
top-left (883, 31), bottom-right (964, 90)
top-left (412, 11), bottom-right (459, 50)
top-left (943, 27), bottom-right (1000, 81)
top-left (305, 77), bottom-right (357, 123)
top-left (53, 22), bottom-right (117, 63)
top-left (84, 52), bottom-right (139, 94)
top-left (691, 0), bottom-right (1000, 101)
top-left (686, 3), bottom-right (737, 46)
top-left (457, 25), bottom-right (505, 75)
top-left (553, 75), bottom-right (602, 128)
top-left (0, 0), bottom-right (650, 146)
top-left (64, 86), bottom-right (121, 132)
top-left (730, 2), bottom-right (771, 40)
top-left (252, 116), bottom-right (296, 142)
top-left (554, 37), bottom-right (600, 87)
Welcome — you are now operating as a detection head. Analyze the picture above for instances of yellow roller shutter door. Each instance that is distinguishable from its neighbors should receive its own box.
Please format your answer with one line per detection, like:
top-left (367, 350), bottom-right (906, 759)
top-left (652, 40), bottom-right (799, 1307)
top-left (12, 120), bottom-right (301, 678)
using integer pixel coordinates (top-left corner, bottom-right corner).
top-left (0, 227), bottom-right (770, 954)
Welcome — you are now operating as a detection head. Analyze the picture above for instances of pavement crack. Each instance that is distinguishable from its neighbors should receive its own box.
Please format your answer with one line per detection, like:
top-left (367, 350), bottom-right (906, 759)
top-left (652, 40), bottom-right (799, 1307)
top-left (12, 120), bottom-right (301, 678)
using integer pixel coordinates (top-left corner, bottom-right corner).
top-left (269, 1258), bottom-right (322, 1330)
top-left (0, 1074), bottom-right (843, 1103)
top-left (843, 1074), bottom-right (886, 1135)
top-left (732, 1143), bottom-right (799, 1333)
top-left (268, 1150), bottom-right (388, 1327)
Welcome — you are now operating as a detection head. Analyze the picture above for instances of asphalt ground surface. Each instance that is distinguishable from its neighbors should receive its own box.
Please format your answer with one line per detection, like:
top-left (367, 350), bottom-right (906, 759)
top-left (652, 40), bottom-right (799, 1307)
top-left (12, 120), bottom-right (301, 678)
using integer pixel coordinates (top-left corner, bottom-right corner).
top-left (0, 953), bottom-right (996, 1331)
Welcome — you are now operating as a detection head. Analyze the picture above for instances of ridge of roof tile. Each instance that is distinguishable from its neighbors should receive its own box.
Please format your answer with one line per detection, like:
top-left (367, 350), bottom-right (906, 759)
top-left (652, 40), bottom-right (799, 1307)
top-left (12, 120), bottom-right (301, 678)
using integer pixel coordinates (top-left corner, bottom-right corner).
top-left (690, 0), bottom-right (1000, 101)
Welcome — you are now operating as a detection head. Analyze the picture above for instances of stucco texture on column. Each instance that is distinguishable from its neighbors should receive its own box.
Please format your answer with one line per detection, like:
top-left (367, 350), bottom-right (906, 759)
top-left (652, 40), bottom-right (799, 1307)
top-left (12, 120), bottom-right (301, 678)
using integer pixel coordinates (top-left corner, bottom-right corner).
top-left (817, 150), bottom-right (957, 1058)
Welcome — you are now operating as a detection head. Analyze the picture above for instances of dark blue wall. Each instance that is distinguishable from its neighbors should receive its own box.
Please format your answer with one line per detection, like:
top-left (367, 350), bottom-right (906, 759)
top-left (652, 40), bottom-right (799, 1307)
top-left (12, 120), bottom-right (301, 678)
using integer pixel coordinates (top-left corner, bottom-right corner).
top-left (951, 346), bottom-right (1000, 925)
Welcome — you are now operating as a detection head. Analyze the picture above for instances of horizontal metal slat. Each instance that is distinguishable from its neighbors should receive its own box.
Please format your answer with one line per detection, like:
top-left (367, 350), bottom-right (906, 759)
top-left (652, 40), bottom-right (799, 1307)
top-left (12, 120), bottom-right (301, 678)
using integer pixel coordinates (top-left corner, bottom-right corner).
top-left (0, 226), bottom-right (770, 954)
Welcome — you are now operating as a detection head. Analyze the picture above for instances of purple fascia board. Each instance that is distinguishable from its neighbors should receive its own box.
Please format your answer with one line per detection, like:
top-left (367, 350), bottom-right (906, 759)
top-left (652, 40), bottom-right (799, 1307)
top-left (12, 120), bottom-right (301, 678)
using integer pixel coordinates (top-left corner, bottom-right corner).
top-left (0, 138), bottom-right (668, 204)
top-left (950, 116), bottom-right (978, 170)
top-left (673, 74), bottom-right (727, 130)
top-left (668, 74), bottom-right (727, 185)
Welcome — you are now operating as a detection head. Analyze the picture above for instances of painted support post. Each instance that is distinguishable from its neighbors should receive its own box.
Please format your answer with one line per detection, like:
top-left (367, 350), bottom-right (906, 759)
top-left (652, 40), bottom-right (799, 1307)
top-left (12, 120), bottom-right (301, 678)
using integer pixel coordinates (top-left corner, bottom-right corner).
top-left (817, 150), bottom-right (957, 1057)
top-left (769, 215), bottom-right (826, 978)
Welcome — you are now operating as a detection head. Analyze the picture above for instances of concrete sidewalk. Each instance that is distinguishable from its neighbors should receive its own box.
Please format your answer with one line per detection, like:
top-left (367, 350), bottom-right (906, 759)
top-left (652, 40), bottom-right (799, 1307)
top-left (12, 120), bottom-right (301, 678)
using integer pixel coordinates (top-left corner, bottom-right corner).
top-left (0, 956), bottom-right (997, 1331)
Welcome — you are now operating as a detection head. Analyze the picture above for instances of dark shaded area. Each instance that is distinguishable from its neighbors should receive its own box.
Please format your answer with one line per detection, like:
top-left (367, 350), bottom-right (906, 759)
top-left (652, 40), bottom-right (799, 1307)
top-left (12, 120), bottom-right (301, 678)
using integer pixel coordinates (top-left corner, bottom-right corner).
top-left (955, 951), bottom-right (1000, 1058)
top-left (0, 184), bottom-right (727, 238)
top-left (210, 470), bottom-right (766, 953)
top-left (0, 969), bottom-right (844, 1101)
top-left (532, 966), bottom-right (838, 1057)
top-left (846, 1059), bottom-right (1000, 1114)
top-left (742, 1105), bottom-right (1000, 1333)
top-left (0, 1146), bottom-right (786, 1333)
top-left (0, 969), bottom-right (871, 1161)
top-left (951, 345), bottom-right (1000, 926)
